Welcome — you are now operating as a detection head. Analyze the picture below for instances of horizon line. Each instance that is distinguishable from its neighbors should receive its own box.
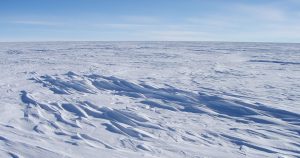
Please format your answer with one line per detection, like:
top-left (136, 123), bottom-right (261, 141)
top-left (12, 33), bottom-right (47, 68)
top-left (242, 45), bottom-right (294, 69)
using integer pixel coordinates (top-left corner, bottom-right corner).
top-left (0, 40), bottom-right (299, 44)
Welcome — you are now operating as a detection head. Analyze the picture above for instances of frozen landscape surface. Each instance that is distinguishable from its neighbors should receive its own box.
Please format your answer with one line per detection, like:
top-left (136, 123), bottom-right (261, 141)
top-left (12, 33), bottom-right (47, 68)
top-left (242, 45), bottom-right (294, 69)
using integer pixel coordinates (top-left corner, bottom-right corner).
top-left (0, 41), bottom-right (299, 158)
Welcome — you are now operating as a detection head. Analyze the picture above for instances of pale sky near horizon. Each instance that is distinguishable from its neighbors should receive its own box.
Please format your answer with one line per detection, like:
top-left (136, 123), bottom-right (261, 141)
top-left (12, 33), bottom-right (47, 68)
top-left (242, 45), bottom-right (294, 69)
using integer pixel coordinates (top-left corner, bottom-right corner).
top-left (1, 0), bottom-right (300, 42)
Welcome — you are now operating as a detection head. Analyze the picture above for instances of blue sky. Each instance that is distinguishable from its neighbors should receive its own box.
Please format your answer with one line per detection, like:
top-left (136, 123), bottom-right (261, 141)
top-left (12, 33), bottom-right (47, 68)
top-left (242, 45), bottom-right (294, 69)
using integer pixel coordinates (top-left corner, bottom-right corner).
top-left (1, 0), bottom-right (300, 42)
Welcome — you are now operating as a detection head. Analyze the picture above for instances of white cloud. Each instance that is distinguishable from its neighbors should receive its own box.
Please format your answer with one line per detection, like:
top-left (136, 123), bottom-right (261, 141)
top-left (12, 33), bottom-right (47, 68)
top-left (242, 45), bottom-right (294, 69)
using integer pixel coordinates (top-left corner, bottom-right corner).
top-left (235, 4), bottom-right (286, 22)
top-left (10, 20), bottom-right (62, 26)
top-left (120, 16), bottom-right (160, 24)
top-left (98, 23), bottom-right (149, 29)
top-left (143, 30), bottom-right (214, 41)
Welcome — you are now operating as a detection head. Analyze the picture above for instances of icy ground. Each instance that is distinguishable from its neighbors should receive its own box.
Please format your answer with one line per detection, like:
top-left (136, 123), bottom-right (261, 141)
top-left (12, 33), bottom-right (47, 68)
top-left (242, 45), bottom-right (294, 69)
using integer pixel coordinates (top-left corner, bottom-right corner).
top-left (0, 42), bottom-right (299, 158)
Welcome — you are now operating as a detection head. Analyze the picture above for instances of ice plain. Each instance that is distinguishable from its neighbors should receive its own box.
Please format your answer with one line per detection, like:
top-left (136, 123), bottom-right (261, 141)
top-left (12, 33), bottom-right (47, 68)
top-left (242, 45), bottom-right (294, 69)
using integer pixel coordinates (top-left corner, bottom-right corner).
top-left (0, 41), bottom-right (299, 158)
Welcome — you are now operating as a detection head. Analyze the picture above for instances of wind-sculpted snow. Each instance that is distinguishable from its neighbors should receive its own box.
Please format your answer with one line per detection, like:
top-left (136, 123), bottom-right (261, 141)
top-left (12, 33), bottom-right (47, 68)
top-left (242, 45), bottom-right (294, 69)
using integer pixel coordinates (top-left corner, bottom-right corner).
top-left (42, 72), bottom-right (299, 125)
top-left (0, 42), bottom-right (300, 158)
top-left (17, 72), bottom-right (300, 157)
top-left (30, 72), bottom-right (96, 94)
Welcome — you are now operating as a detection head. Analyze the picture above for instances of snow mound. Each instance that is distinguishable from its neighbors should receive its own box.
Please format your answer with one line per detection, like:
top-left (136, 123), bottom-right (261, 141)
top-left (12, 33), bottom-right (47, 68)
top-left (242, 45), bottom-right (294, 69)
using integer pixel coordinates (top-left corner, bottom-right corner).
top-left (14, 72), bottom-right (300, 157)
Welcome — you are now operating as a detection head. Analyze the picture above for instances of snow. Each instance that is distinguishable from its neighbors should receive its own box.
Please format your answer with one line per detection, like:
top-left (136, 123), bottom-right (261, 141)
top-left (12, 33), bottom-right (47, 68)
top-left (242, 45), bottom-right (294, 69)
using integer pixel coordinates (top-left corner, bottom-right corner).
top-left (0, 41), bottom-right (299, 158)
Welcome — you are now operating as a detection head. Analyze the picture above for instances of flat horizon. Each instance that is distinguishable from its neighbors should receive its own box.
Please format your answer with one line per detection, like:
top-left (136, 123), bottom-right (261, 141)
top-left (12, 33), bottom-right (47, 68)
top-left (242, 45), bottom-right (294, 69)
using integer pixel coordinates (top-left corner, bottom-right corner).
top-left (1, 40), bottom-right (300, 44)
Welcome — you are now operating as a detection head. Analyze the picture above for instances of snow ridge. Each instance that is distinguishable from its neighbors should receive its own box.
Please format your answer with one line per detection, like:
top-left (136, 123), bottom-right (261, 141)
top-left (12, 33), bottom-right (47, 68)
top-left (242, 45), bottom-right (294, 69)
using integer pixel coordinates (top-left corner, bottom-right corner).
top-left (12, 71), bottom-right (300, 157)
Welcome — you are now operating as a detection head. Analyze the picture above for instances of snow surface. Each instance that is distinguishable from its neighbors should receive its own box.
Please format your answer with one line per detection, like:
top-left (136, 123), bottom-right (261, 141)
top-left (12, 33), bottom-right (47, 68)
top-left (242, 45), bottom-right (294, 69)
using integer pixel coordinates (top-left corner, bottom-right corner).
top-left (0, 41), bottom-right (299, 158)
